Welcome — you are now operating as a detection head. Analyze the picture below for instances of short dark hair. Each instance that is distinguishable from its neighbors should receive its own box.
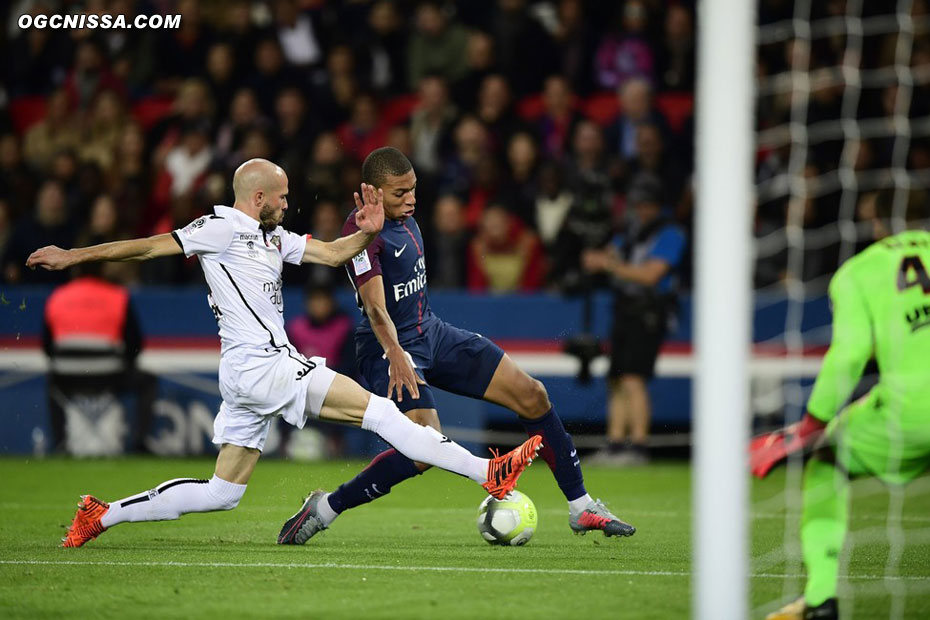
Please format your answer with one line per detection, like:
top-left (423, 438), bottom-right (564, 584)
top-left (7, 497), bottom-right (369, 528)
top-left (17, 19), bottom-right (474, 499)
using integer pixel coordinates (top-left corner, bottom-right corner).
top-left (362, 147), bottom-right (413, 188)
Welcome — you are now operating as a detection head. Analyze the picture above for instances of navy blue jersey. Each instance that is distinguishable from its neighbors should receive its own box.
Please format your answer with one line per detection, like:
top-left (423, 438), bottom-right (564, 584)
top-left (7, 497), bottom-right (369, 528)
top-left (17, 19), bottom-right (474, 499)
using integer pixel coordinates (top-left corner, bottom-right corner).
top-left (343, 211), bottom-right (438, 341)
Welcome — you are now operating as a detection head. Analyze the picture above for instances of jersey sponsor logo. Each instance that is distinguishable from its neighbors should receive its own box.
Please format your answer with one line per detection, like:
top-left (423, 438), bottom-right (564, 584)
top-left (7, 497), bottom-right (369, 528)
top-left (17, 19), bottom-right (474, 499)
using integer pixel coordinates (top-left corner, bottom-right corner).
top-left (352, 250), bottom-right (372, 275)
top-left (241, 233), bottom-right (261, 257)
top-left (905, 303), bottom-right (930, 333)
top-left (393, 272), bottom-right (427, 301)
top-left (262, 278), bottom-right (284, 311)
top-left (392, 256), bottom-right (427, 301)
top-left (394, 244), bottom-right (407, 258)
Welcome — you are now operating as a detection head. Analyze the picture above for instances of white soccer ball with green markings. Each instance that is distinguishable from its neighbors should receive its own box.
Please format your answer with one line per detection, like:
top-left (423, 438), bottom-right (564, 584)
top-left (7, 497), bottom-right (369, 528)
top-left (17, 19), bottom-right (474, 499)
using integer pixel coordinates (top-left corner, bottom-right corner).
top-left (476, 490), bottom-right (537, 546)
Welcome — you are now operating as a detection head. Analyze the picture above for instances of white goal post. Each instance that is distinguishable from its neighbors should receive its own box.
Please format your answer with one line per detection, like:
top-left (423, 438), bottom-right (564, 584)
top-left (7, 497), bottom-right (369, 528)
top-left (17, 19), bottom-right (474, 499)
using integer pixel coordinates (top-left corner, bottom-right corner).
top-left (693, 0), bottom-right (756, 618)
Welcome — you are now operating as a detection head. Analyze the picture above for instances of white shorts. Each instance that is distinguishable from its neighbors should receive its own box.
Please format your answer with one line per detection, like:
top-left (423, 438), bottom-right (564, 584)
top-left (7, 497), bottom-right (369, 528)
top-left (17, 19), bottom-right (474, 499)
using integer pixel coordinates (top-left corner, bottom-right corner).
top-left (213, 346), bottom-right (337, 451)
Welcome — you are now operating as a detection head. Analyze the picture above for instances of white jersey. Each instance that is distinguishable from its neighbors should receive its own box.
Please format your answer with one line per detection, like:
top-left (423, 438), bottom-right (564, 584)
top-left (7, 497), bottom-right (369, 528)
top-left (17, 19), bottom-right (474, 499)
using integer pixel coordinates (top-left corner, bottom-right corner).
top-left (173, 205), bottom-right (307, 355)
top-left (172, 205), bottom-right (337, 446)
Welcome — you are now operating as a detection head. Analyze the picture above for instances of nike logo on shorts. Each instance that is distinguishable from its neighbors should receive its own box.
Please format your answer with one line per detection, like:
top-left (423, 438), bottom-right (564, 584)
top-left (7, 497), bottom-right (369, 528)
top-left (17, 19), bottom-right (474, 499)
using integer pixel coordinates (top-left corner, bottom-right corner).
top-left (394, 244), bottom-right (407, 257)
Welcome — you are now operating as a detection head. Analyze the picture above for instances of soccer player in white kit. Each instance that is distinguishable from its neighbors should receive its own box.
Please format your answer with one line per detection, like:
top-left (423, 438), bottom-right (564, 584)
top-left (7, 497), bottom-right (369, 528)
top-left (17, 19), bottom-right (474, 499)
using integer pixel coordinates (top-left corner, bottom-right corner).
top-left (26, 158), bottom-right (541, 548)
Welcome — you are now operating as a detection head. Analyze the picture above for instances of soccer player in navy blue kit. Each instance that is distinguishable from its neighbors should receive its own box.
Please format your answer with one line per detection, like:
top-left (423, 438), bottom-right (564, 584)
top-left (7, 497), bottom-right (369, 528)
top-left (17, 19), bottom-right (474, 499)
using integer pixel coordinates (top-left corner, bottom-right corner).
top-left (277, 147), bottom-right (635, 545)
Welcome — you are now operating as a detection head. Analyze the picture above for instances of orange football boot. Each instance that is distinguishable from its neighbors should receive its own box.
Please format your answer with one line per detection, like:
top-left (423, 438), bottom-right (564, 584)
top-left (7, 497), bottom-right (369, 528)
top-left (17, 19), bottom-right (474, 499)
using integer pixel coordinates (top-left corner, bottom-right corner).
top-left (482, 435), bottom-right (543, 500)
top-left (62, 495), bottom-right (109, 548)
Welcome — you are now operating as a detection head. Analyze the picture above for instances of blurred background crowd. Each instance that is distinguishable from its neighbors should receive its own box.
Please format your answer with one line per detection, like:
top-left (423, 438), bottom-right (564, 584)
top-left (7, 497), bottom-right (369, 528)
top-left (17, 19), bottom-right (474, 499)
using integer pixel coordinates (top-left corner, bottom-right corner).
top-left (0, 0), bottom-right (697, 292)
top-left (0, 0), bottom-right (923, 293)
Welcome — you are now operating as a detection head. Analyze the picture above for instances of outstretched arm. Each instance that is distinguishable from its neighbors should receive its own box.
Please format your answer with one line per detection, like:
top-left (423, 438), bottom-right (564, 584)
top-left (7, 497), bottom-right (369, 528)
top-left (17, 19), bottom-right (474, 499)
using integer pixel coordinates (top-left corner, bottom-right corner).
top-left (749, 266), bottom-right (871, 478)
top-left (358, 275), bottom-right (425, 402)
top-left (303, 183), bottom-right (384, 267)
top-left (26, 234), bottom-right (183, 272)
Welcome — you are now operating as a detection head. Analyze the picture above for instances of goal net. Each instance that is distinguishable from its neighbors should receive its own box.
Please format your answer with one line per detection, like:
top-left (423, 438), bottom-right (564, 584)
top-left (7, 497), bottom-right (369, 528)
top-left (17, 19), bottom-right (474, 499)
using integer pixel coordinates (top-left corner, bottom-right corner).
top-left (750, 0), bottom-right (930, 617)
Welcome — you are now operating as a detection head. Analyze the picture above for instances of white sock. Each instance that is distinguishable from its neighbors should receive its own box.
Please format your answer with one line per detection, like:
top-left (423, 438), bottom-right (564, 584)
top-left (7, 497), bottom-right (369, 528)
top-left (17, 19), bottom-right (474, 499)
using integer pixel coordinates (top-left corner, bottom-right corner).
top-left (318, 493), bottom-right (340, 526)
top-left (101, 475), bottom-right (247, 528)
top-left (361, 395), bottom-right (488, 483)
top-left (568, 493), bottom-right (594, 516)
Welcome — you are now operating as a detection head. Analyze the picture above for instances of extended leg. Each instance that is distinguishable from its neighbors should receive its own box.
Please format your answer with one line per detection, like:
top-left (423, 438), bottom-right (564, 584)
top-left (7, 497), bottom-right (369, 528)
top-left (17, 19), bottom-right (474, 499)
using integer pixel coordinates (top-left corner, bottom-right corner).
top-left (483, 355), bottom-right (634, 537)
top-left (801, 452), bottom-right (849, 608)
top-left (61, 444), bottom-right (258, 547)
top-left (484, 354), bottom-right (587, 501)
top-left (767, 450), bottom-right (846, 620)
top-left (278, 374), bottom-right (542, 544)
top-left (325, 408), bottom-right (437, 517)
top-left (316, 374), bottom-right (539, 497)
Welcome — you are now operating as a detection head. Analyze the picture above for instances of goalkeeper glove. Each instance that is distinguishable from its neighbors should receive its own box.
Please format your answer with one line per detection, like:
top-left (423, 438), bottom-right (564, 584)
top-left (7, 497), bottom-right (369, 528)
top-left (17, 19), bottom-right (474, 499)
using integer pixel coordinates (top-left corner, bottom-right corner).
top-left (749, 413), bottom-right (827, 479)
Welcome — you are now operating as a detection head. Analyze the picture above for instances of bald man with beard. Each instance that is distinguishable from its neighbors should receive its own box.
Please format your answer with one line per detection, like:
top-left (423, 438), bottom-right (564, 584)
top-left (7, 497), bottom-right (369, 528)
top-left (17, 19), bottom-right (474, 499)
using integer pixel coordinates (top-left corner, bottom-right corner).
top-left (27, 158), bottom-right (543, 548)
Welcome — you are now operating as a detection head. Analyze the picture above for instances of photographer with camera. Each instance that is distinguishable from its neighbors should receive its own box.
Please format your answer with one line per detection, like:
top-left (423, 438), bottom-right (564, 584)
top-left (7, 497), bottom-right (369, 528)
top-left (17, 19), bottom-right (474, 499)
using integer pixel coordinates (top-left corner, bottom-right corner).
top-left (582, 173), bottom-right (685, 465)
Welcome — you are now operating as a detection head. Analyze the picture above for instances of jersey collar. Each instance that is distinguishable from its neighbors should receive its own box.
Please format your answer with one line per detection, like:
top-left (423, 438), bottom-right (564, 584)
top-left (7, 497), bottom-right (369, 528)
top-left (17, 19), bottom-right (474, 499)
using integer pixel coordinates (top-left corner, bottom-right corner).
top-left (214, 205), bottom-right (269, 232)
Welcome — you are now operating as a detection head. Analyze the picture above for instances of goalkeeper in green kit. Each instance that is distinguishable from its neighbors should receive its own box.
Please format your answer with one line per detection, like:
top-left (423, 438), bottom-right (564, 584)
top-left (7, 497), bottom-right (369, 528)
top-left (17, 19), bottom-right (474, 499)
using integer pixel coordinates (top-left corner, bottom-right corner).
top-left (751, 189), bottom-right (930, 620)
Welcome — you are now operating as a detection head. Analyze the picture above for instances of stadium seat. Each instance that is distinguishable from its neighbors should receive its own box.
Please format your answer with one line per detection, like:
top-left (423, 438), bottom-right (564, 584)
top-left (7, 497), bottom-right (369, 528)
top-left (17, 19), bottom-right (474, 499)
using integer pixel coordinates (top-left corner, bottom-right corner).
top-left (516, 93), bottom-right (583, 122)
top-left (381, 94), bottom-right (420, 127)
top-left (9, 96), bottom-right (48, 134)
top-left (655, 92), bottom-right (694, 133)
top-left (131, 96), bottom-right (175, 131)
top-left (581, 92), bottom-right (620, 126)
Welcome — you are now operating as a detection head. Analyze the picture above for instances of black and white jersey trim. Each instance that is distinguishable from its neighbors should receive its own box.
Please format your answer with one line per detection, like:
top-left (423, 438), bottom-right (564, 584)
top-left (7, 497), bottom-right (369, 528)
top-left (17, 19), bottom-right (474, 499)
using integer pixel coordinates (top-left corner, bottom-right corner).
top-left (216, 263), bottom-right (316, 376)
top-left (118, 479), bottom-right (209, 507)
top-left (219, 263), bottom-right (280, 347)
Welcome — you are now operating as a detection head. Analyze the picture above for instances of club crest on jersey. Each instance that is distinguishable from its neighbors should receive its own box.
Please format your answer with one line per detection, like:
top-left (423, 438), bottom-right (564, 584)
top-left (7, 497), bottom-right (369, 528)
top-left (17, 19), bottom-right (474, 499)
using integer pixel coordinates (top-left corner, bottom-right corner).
top-left (270, 234), bottom-right (281, 251)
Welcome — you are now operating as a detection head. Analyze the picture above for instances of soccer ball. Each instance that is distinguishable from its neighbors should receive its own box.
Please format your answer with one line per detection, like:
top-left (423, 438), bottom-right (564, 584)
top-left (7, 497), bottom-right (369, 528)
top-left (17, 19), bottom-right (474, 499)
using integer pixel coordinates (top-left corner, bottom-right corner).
top-left (476, 490), bottom-right (537, 546)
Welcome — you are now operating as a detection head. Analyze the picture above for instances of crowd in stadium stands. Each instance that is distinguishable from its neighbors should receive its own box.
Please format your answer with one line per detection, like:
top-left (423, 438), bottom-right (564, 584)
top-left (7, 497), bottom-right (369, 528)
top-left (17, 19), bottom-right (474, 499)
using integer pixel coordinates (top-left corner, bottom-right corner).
top-left (3, 0), bottom-right (915, 293)
top-left (755, 0), bottom-right (930, 288)
top-left (0, 0), bottom-right (699, 291)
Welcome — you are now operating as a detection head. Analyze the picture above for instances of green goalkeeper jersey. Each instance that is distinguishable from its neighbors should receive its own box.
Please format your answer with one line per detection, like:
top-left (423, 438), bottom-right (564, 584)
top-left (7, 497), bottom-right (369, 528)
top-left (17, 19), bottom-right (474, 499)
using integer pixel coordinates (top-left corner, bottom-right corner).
top-left (807, 229), bottom-right (930, 453)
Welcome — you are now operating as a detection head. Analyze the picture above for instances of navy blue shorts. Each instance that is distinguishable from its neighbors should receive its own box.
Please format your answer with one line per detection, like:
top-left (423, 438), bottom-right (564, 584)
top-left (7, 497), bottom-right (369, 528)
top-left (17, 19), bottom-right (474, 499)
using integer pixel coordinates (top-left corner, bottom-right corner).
top-left (356, 319), bottom-right (505, 413)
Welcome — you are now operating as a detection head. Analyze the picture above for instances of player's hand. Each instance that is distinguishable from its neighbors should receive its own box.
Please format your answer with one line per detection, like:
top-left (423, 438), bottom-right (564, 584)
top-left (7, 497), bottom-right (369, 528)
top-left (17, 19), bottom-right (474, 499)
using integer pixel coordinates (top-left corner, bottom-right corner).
top-left (26, 246), bottom-right (74, 271)
top-left (354, 183), bottom-right (384, 235)
top-left (385, 347), bottom-right (426, 402)
top-left (749, 413), bottom-right (827, 478)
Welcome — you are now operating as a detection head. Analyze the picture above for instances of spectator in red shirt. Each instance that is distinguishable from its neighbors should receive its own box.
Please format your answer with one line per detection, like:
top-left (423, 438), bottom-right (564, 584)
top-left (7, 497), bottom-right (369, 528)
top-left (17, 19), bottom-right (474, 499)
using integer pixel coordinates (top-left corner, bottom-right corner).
top-left (467, 203), bottom-right (544, 292)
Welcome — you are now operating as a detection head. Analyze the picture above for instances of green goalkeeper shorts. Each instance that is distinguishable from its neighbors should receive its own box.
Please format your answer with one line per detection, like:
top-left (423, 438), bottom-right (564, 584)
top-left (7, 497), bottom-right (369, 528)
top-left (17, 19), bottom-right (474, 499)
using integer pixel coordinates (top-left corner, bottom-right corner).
top-left (827, 387), bottom-right (930, 485)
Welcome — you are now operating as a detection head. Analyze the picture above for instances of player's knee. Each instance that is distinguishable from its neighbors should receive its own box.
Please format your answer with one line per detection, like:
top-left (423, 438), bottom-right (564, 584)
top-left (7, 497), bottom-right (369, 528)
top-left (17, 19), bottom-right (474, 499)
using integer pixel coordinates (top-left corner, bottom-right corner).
top-left (516, 378), bottom-right (551, 418)
top-left (406, 408), bottom-right (440, 431)
top-left (207, 475), bottom-right (246, 511)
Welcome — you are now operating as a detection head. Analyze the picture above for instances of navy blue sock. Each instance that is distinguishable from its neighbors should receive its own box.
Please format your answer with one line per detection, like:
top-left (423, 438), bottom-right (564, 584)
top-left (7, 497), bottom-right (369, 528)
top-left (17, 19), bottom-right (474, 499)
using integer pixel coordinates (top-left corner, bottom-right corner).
top-left (520, 407), bottom-right (587, 501)
top-left (327, 448), bottom-right (422, 514)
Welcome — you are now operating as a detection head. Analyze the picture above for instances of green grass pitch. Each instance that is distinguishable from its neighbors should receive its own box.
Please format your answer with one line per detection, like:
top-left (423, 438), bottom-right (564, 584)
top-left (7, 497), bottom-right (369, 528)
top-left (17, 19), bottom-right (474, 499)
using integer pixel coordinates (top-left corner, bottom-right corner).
top-left (1, 457), bottom-right (928, 618)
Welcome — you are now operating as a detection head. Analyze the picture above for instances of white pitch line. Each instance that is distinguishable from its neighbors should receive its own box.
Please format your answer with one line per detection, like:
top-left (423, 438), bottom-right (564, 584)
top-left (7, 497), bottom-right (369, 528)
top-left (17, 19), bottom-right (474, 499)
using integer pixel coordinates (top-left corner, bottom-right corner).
top-left (0, 560), bottom-right (927, 582)
top-left (4, 503), bottom-right (930, 524)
